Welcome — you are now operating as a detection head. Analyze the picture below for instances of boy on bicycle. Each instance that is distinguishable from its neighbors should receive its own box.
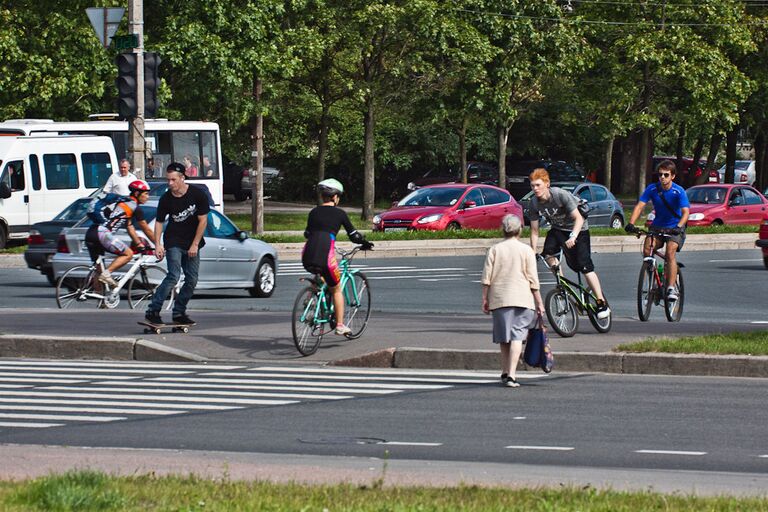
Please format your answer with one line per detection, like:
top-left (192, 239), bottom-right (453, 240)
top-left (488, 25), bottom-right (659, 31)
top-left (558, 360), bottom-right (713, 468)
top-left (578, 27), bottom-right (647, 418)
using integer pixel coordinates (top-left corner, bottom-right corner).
top-left (625, 159), bottom-right (690, 302)
top-left (302, 178), bottom-right (373, 336)
top-left (528, 168), bottom-right (610, 319)
top-left (85, 180), bottom-right (156, 287)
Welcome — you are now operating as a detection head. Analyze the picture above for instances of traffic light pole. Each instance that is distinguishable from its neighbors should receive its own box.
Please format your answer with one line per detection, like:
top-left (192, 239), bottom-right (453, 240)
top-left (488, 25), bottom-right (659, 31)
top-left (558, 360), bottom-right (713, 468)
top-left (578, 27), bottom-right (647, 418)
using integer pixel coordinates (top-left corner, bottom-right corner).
top-left (128, 0), bottom-right (145, 179)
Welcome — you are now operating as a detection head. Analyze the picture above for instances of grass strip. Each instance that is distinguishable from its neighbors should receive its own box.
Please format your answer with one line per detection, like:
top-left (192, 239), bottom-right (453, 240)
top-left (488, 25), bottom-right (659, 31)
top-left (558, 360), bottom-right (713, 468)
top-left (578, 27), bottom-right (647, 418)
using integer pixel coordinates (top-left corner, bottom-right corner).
top-left (616, 331), bottom-right (768, 355)
top-left (2, 470), bottom-right (768, 511)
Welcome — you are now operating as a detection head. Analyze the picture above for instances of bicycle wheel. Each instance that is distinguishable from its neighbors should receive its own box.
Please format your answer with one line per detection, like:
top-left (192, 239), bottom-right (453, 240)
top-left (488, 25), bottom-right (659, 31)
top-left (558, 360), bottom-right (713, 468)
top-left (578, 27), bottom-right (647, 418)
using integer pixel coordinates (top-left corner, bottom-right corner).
top-left (127, 265), bottom-right (169, 309)
top-left (291, 286), bottom-right (323, 356)
top-left (545, 288), bottom-right (578, 338)
top-left (636, 261), bottom-right (655, 322)
top-left (56, 266), bottom-right (102, 309)
top-left (343, 272), bottom-right (371, 339)
top-left (586, 292), bottom-right (612, 333)
top-left (664, 269), bottom-right (684, 322)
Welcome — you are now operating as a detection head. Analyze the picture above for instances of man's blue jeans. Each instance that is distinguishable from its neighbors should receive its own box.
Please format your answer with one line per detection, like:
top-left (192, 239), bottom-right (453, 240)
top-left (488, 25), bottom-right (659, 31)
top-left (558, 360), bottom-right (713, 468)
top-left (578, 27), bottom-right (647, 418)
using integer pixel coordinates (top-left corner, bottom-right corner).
top-left (146, 246), bottom-right (200, 317)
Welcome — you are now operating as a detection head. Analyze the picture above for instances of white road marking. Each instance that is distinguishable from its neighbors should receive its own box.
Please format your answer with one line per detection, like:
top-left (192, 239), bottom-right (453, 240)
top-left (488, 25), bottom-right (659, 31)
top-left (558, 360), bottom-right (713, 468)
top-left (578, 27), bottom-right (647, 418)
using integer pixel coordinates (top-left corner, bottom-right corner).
top-left (96, 380), bottom-right (396, 395)
top-left (0, 361), bottom-right (243, 370)
top-left (0, 384), bottom-right (32, 388)
top-left (634, 450), bottom-right (707, 456)
top-left (708, 258), bottom-right (760, 263)
top-left (280, 267), bottom-right (465, 275)
top-left (47, 385), bottom-right (352, 401)
top-left (751, 321), bottom-right (768, 324)
top-left (0, 397), bottom-right (236, 411)
top-left (0, 391), bottom-right (296, 406)
top-left (0, 405), bottom-right (180, 415)
top-left (0, 372), bottom-right (135, 380)
top-left (369, 274), bottom-right (465, 280)
top-left (205, 371), bottom-right (496, 385)
top-left (151, 377), bottom-right (449, 390)
top-left (255, 367), bottom-right (500, 378)
top-left (418, 278), bottom-right (464, 282)
top-left (0, 378), bottom-right (86, 384)
top-left (0, 413), bottom-right (124, 422)
top-left (0, 365), bottom-right (194, 375)
top-left (379, 441), bottom-right (443, 447)
top-left (505, 445), bottom-right (575, 451)
top-left (0, 421), bottom-right (64, 428)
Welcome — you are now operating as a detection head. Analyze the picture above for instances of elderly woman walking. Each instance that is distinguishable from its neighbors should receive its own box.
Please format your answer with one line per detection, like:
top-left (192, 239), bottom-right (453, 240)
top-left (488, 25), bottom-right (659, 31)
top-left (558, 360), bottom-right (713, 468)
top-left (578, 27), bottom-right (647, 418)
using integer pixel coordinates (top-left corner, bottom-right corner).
top-left (481, 214), bottom-right (545, 387)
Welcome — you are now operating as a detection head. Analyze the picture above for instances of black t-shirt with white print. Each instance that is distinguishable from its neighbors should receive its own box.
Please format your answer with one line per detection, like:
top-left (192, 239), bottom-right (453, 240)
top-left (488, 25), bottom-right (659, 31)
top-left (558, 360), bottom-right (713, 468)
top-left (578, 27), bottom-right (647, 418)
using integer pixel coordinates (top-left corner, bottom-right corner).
top-left (156, 184), bottom-right (211, 250)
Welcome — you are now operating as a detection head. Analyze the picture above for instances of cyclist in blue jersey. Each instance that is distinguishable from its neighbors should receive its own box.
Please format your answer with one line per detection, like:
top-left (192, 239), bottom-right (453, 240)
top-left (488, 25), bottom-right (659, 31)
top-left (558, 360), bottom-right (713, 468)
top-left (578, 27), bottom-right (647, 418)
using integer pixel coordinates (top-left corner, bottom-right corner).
top-left (625, 160), bottom-right (690, 301)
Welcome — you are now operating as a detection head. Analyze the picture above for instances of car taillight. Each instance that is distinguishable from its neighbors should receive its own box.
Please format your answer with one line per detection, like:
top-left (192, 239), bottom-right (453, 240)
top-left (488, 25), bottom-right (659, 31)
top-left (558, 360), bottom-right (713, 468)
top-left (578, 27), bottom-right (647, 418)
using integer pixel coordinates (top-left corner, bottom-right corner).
top-left (242, 169), bottom-right (250, 177)
top-left (56, 234), bottom-right (69, 253)
top-left (27, 229), bottom-right (45, 245)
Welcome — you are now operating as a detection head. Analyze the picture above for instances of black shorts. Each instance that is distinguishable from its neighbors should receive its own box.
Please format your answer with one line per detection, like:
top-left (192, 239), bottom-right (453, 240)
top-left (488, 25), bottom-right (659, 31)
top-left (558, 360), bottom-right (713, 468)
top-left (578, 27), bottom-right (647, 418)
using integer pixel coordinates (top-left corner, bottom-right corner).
top-left (649, 226), bottom-right (686, 252)
top-left (542, 229), bottom-right (595, 274)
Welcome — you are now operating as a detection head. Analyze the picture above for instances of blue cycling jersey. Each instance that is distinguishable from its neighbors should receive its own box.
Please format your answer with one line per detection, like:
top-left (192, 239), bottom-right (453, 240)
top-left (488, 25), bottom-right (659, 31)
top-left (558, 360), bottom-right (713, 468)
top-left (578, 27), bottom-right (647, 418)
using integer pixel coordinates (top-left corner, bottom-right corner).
top-left (639, 182), bottom-right (689, 229)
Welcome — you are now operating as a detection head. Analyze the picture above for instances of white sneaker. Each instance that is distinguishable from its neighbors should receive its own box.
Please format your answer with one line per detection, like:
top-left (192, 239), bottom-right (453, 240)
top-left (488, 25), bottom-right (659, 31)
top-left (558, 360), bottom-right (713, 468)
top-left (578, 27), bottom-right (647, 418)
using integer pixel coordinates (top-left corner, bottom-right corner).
top-left (335, 324), bottom-right (352, 336)
top-left (595, 300), bottom-right (611, 320)
top-left (98, 270), bottom-right (118, 287)
top-left (666, 287), bottom-right (678, 302)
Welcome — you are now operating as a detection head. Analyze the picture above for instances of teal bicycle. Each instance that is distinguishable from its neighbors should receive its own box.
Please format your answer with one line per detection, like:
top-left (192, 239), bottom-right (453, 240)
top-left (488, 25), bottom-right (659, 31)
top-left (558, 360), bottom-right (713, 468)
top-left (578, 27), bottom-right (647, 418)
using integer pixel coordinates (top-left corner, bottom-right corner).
top-left (539, 253), bottom-right (612, 338)
top-left (291, 245), bottom-right (372, 356)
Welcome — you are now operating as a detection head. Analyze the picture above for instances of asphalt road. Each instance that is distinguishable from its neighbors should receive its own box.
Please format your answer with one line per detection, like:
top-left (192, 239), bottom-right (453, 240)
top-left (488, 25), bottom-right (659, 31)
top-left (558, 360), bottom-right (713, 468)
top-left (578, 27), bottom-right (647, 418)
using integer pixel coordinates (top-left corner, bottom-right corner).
top-left (0, 361), bottom-right (767, 494)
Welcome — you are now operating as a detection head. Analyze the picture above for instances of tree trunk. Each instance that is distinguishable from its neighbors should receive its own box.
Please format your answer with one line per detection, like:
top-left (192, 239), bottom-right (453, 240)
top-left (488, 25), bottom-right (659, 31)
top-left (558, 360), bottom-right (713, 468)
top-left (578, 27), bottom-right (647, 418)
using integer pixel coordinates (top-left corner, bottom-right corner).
top-left (724, 126), bottom-right (737, 184)
top-left (362, 94), bottom-right (375, 221)
top-left (316, 103), bottom-right (330, 205)
top-left (603, 135), bottom-right (614, 190)
top-left (458, 117), bottom-right (468, 183)
top-left (638, 127), bottom-right (651, 195)
top-left (675, 122), bottom-right (686, 186)
top-left (250, 76), bottom-right (264, 235)
top-left (497, 124), bottom-right (510, 189)
top-left (755, 126), bottom-right (766, 191)
top-left (703, 131), bottom-right (722, 185)
top-left (691, 135), bottom-right (705, 185)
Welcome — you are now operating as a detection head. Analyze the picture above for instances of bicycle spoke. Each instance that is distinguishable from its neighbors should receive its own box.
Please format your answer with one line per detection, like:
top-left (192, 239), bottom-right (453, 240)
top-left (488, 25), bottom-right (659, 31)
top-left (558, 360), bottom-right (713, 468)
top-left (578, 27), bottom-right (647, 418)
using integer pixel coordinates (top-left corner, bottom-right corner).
top-left (343, 272), bottom-right (371, 339)
top-left (292, 286), bottom-right (323, 356)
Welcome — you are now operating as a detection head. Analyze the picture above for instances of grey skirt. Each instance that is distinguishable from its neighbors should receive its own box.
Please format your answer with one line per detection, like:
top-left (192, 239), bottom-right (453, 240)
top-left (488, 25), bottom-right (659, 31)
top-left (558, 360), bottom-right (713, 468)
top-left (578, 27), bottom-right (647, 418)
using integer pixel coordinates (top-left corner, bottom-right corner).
top-left (491, 307), bottom-right (536, 344)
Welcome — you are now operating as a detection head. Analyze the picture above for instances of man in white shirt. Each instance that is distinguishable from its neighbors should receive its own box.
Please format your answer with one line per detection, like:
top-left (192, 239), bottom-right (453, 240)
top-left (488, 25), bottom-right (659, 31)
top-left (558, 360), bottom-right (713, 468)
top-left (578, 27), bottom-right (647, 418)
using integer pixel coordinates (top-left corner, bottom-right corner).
top-left (103, 159), bottom-right (138, 196)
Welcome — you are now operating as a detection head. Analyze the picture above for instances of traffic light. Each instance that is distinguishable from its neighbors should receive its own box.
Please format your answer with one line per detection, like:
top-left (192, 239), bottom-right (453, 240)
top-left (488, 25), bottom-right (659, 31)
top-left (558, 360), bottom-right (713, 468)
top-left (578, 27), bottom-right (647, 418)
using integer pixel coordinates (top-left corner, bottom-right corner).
top-left (115, 53), bottom-right (138, 118)
top-left (144, 52), bottom-right (161, 118)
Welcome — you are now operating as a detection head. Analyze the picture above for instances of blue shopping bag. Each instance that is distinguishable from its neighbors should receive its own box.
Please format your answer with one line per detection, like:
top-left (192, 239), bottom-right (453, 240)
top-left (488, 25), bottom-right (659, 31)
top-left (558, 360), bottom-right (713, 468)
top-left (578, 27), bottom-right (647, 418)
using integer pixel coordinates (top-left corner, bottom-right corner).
top-left (524, 314), bottom-right (553, 373)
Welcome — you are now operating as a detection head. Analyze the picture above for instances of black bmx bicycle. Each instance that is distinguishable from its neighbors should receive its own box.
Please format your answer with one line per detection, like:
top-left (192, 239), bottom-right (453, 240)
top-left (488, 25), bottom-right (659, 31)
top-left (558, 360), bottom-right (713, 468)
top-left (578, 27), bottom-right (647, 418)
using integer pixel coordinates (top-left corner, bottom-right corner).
top-left (633, 229), bottom-right (685, 322)
top-left (538, 254), bottom-right (612, 338)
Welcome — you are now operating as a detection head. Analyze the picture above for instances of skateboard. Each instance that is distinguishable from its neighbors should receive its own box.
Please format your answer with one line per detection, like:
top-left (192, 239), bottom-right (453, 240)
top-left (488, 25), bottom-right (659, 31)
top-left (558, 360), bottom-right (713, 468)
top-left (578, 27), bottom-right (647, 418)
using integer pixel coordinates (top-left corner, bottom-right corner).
top-left (138, 321), bottom-right (195, 334)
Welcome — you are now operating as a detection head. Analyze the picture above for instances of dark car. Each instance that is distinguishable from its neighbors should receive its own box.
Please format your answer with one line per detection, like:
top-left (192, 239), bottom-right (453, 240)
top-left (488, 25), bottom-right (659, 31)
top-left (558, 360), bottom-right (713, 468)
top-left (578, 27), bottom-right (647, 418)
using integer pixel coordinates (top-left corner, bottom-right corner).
top-left (405, 161), bottom-right (497, 192)
top-left (223, 157), bottom-right (249, 201)
top-left (506, 160), bottom-right (585, 199)
top-left (520, 182), bottom-right (625, 229)
top-left (24, 197), bottom-right (92, 285)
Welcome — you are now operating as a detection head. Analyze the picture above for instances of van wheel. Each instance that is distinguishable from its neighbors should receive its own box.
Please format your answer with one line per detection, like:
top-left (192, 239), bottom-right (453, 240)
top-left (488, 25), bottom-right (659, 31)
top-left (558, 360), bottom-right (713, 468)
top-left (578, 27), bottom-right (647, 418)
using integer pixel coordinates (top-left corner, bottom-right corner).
top-left (0, 224), bottom-right (7, 250)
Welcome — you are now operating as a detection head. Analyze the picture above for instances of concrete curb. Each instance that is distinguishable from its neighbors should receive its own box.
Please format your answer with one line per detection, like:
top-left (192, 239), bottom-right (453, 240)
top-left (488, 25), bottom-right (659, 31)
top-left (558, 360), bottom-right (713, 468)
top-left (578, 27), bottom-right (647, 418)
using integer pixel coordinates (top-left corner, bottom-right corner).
top-left (331, 347), bottom-right (768, 378)
top-left (0, 334), bottom-right (203, 362)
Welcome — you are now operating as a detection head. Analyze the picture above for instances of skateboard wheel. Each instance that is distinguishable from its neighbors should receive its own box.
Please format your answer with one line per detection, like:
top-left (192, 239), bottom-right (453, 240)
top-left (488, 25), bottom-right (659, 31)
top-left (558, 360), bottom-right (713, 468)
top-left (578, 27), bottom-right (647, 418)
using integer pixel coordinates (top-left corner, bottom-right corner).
top-left (154, 328), bottom-right (161, 335)
top-left (181, 326), bottom-right (189, 333)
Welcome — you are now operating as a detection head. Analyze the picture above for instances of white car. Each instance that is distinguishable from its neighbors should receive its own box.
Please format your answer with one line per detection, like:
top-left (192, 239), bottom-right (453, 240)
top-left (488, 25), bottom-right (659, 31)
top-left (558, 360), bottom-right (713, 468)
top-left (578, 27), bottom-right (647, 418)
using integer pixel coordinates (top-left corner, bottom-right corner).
top-left (717, 160), bottom-right (756, 186)
top-left (52, 200), bottom-right (277, 298)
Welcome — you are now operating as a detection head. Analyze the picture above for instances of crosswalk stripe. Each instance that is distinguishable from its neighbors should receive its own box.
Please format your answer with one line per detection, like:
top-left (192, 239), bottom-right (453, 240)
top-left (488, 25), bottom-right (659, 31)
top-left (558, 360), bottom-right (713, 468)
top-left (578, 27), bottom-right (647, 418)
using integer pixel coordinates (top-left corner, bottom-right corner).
top-left (0, 365), bottom-right (195, 375)
top-left (151, 377), bottom-right (449, 390)
top-left (0, 361), bottom-right (244, 370)
top-left (204, 371), bottom-right (496, 385)
top-left (0, 405), bottom-right (181, 415)
top-left (0, 413), bottom-right (124, 422)
top-left (95, 381), bottom-right (396, 395)
top-left (0, 372), bottom-right (136, 380)
top-left (0, 397), bottom-right (236, 411)
top-left (46, 385), bottom-right (352, 401)
top-left (0, 391), bottom-right (297, 406)
top-left (0, 421), bottom-right (64, 428)
top-left (0, 377), bottom-right (87, 384)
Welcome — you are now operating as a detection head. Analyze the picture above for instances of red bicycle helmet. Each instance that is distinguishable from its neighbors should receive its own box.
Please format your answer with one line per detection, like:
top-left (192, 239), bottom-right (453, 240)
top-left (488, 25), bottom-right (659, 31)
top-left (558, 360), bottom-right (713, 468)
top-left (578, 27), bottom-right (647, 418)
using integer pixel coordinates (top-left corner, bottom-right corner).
top-left (128, 180), bottom-right (150, 194)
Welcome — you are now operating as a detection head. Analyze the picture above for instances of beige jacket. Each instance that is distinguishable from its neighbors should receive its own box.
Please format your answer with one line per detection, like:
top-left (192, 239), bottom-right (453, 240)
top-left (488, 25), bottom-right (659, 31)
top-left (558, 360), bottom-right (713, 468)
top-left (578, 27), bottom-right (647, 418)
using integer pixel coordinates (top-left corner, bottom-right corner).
top-left (481, 237), bottom-right (539, 310)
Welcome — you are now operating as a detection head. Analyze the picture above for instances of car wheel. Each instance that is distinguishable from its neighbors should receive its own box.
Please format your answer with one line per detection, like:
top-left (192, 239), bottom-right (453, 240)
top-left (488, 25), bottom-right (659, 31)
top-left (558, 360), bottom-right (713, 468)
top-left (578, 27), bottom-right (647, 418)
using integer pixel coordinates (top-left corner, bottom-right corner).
top-left (711, 219), bottom-right (723, 226)
top-left (610, 214), bottom-right (623, 229)
top-left (45, 269), bottom-right (57, 287)
top-left (764, 256), bottom-right (768, 270)
top-left (249, 258), bottom-right (276, 298)
top-left (446, 222), bottom-right (461, 231)
top-left (0, 224), bottom-right (7, 250)
top-left (233, 190), bottom-right (249, 202)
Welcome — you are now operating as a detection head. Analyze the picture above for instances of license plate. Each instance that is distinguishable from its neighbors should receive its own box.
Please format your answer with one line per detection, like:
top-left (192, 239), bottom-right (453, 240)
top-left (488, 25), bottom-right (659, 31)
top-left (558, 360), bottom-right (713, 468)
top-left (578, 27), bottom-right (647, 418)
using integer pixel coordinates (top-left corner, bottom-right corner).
top-left (385, 227), bottom-right (408, 232)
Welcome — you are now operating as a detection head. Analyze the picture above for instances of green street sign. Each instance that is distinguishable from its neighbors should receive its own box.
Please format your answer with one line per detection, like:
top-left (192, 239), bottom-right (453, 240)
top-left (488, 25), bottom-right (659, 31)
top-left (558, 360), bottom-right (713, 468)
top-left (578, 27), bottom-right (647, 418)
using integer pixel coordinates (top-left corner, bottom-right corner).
top-left (113, 34), bottom-right (138, 51)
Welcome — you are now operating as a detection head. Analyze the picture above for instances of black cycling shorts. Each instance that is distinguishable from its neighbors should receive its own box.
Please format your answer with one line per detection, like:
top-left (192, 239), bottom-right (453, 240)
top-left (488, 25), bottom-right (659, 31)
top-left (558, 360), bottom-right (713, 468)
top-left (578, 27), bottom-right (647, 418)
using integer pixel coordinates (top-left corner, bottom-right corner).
top-left (542, 229), bottom-right (595, 274)
top-left (649, 226), bottom-right (686, 252)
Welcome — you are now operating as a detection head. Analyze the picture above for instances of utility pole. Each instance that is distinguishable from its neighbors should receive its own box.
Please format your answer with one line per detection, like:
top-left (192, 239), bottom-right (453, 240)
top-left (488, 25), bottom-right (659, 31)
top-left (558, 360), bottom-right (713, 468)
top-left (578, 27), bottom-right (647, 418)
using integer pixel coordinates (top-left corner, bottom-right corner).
top-left (128, 0), bottom-right (145, 179)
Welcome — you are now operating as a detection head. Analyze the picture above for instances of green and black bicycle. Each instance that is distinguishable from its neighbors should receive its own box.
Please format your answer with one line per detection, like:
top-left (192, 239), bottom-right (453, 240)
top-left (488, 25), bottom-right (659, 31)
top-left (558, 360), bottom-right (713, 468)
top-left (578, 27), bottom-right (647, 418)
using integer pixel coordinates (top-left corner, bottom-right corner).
top-left (538, 254), bottom-right (612, 338)
top-left (291, 245), bottom-right (372, 356)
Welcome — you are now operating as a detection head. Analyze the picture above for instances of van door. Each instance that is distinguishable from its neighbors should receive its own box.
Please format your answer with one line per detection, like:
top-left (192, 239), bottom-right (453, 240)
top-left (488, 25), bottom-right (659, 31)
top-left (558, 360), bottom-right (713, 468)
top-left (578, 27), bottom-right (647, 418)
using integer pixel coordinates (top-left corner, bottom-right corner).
top-left (0, 159), bottom-right (30, 240)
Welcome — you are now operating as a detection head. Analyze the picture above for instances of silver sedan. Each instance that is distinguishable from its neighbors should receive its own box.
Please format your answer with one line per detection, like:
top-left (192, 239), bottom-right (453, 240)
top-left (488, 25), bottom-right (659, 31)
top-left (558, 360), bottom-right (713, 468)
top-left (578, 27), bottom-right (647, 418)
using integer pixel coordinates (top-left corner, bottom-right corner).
top-left (51, 200), bottom-right (277, 298)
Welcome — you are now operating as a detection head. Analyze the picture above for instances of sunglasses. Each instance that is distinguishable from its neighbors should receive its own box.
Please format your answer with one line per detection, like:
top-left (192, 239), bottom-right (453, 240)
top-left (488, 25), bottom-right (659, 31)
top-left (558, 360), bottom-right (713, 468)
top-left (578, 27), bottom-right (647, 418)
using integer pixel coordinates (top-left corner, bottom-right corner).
top-left (659, 172), bottom-right (672, 178)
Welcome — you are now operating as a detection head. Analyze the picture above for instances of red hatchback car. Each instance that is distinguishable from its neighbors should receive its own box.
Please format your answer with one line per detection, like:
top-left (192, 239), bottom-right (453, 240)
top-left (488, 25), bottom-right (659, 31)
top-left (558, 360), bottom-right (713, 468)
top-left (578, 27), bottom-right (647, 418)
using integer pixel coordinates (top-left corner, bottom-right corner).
top-left (757, 214), bottom-right (768, 269)
top-left (682, 184), bottom-right (768, 226)
top-left (372, 183), bottom-right (524, 231)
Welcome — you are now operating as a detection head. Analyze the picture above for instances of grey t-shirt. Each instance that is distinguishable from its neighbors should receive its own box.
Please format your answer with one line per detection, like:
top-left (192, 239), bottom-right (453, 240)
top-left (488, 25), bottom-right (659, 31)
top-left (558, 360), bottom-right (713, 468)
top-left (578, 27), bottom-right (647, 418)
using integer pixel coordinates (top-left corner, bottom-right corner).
top-left (529, 187), bottom-right (588, 231)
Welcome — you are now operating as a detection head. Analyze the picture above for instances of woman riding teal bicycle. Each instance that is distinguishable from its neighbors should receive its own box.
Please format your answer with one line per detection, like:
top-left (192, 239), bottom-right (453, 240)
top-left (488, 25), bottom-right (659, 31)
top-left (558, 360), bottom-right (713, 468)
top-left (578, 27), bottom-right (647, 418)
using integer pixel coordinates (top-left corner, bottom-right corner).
top-left (302, 178), bottom-right (373, 336)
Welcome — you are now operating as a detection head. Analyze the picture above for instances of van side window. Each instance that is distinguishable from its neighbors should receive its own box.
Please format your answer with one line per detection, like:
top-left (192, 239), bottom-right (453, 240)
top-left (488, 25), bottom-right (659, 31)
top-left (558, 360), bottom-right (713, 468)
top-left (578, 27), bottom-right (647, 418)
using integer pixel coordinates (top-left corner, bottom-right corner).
top-left (30, 154), bottom-right (41, 190)
top-left (82, 152), bottom-right (113, 188)
top-left (43, 153), bottom-right (78, 190)
top-left (1, 160), bottom-right (25, 191)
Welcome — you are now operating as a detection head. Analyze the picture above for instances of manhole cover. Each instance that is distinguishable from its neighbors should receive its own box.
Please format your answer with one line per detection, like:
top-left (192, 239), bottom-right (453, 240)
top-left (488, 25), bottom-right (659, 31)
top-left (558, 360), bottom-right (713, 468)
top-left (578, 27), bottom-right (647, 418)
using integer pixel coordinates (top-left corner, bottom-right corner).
top-left (298, 436), bottom-right (386, 445)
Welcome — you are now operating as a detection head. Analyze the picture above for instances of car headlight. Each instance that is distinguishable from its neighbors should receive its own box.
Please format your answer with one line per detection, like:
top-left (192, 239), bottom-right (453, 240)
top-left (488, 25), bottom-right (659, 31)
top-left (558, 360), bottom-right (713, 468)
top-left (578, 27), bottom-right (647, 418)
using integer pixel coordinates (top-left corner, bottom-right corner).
top-left (417, 214), bottom-right (443, 224)
top-left (688, 213), bottom-right (704, 221)
top-left (372, 215), bottom-right (381, 224)
top-left (407, 182), bottom-right (416, 191)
